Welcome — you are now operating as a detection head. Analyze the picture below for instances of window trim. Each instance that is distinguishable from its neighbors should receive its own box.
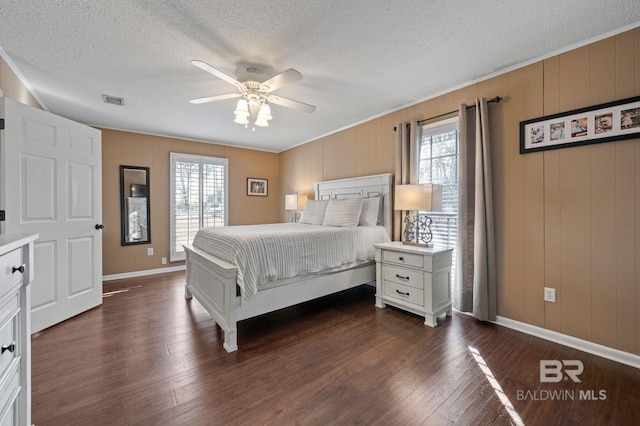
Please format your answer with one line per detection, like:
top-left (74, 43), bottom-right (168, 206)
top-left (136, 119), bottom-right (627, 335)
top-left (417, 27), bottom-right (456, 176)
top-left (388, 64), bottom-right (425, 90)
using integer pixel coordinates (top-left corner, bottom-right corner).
top-left (418, 117), bottom-right (459, 287)
top-left (170, 152), bottom-right (229, 262)
top-left (421, 116), bottom-right (458, 133)
top-left (419, 116), bottom-right (459, 213)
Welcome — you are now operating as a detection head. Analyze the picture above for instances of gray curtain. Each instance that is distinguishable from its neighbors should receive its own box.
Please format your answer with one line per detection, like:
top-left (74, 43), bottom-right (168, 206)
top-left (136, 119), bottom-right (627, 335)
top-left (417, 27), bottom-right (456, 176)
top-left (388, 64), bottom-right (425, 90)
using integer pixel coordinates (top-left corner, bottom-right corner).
top-left (454, 98), bottom-right (496, 321)
top-left (394, 120), bottom-right (420, 241)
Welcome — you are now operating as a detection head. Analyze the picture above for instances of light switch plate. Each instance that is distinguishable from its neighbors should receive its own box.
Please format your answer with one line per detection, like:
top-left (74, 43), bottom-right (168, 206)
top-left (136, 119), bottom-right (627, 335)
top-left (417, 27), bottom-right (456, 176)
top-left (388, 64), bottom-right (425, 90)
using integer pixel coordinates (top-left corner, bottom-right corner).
top-left (544, 287), bottom-right (556, 303)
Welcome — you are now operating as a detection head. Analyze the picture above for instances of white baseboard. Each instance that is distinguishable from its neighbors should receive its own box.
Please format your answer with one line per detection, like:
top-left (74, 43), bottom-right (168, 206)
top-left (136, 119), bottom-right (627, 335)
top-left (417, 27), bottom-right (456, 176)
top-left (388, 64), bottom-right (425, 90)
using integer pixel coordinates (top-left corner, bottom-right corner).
top-left (103, 265), bottom-right (185, 282)
top-left (494, 315), bottom-right (640, 370)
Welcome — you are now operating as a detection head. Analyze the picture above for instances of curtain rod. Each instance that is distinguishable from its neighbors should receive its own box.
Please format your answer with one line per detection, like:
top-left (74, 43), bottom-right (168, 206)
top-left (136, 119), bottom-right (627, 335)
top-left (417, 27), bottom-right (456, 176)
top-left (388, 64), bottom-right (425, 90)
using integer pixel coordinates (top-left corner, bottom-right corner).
top-left (416, 96), bottom-right (502, 126)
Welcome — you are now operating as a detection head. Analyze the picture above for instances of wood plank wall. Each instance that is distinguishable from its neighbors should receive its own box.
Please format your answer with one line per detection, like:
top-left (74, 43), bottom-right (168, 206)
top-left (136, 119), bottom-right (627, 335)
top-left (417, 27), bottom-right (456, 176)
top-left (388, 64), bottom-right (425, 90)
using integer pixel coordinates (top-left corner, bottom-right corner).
top-left (280, 28), bottom-right (640, 356)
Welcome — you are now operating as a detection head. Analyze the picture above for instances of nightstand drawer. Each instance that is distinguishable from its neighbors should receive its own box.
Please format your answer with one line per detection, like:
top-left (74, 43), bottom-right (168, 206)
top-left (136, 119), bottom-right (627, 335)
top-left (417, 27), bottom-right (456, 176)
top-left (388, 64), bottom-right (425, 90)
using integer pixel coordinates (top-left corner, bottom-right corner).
top-left (0, 250), bottom-right (23, 297)
top-left (382, 250), bottom-right (423, 268)
top-left (384, 281), bottom-right (424, 306)
top-left (383, 265), bottom-right (423, 289)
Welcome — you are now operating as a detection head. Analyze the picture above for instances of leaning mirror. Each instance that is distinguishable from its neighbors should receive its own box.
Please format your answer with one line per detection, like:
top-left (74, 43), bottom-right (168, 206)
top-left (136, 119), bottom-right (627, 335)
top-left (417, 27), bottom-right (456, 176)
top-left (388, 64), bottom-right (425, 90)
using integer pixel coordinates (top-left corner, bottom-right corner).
top-left (120, 165), bottom-right (151, 245)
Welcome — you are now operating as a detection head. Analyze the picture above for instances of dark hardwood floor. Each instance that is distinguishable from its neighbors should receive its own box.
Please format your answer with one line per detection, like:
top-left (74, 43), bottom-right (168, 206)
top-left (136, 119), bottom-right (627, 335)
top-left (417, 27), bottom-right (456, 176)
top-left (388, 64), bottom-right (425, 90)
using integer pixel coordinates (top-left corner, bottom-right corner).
top-left (31, 271), bottom-right (640, 425)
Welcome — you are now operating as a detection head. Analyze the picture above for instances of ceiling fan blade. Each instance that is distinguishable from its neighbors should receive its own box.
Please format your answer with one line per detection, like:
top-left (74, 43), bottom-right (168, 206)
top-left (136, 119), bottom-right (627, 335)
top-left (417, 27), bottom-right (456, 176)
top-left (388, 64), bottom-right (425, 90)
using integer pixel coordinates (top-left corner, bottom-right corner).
top-left (189, 93), bottom-right (241, 104)
top-left (191, 60), bottom-right (242, 87)
top-left (261, 69), bottom-right (303, 92)
top-left (268, 95), bottom-right (316, 113)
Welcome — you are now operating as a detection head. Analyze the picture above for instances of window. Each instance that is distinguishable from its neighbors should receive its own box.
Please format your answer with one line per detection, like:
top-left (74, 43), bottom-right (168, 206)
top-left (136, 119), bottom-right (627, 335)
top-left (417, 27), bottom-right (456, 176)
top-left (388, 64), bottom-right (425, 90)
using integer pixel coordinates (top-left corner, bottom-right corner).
top-left (170, 153), bottom-right (228, 261)
top-left (418, 117), bottom-right (459, 283)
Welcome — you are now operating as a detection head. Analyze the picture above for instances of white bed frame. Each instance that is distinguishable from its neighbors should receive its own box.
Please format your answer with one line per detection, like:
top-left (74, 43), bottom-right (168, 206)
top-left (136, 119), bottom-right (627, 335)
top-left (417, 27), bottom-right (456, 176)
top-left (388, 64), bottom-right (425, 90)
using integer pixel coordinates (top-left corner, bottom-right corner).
top-left (183, 173), bottom-right (393, 352)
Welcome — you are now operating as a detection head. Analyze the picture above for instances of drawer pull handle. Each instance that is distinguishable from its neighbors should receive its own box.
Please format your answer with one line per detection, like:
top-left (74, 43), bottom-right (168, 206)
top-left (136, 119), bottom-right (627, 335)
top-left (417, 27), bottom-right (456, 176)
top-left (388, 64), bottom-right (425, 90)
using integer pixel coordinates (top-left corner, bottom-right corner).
top-left (11, 264), bottom-right (25, 274)
top-left (1, 342), bottom-right (15, 354)
top-left (395, 274), bottom-right (410, 281)
top-left (396, 289), bottom-right (410, 297)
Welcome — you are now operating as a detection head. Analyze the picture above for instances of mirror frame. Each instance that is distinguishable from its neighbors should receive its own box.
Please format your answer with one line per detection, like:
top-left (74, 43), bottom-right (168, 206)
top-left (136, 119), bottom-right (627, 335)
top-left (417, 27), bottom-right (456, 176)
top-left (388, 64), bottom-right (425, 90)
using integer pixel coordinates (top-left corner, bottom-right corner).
top-left (120, 165), bottom-right (151, 246)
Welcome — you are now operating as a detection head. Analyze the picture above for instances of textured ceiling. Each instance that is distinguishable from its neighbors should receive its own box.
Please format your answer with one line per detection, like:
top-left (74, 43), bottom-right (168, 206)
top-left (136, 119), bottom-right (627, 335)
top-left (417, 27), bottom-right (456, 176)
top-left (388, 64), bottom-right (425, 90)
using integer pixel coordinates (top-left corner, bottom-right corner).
top-left (1, 1), bottom-right (639, 152)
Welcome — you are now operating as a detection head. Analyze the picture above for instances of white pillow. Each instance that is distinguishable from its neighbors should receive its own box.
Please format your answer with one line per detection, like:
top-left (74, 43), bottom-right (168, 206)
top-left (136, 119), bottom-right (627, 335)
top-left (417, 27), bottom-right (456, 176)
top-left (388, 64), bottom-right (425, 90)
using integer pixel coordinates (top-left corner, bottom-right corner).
top-left (299, 200), bottom-right (329, 225)
top-left (322, 197), bottom-right (363, 227)
top-left (359, 196), bottom-right (381, 226)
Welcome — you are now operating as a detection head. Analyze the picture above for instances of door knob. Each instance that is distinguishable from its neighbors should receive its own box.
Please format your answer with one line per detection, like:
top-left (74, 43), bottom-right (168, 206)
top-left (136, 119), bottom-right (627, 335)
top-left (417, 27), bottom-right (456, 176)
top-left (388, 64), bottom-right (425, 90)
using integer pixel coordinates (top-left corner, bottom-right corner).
top-left (95, 224), bottom-right (104, 230)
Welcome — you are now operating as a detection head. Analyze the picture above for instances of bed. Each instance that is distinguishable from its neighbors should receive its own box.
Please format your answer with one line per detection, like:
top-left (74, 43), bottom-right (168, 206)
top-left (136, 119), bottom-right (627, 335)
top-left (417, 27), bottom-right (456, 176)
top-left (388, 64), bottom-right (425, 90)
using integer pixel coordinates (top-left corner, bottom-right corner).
top-left (183, 173), bottom-right (393, 352)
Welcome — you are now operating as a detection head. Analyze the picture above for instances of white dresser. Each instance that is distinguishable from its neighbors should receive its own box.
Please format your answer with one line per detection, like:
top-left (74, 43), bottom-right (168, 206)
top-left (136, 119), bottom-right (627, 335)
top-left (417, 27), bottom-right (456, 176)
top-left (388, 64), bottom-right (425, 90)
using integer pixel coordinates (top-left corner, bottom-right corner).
top-left (0, 234), bottom-right (37, 426)
top-left (375, 242), bottom-right (453, 327)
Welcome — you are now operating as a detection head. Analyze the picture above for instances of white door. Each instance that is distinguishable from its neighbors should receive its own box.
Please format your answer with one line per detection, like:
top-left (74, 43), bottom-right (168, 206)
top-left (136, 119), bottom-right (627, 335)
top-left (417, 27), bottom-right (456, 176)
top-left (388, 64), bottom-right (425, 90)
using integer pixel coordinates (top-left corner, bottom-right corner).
top-left (0, 97), bottom-right (103, 333)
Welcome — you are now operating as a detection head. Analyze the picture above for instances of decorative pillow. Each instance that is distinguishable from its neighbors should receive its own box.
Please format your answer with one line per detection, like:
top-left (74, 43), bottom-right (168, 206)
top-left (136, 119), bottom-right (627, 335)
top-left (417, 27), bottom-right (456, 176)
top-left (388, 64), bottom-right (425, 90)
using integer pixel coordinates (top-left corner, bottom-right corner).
top-left (358, 196), bottom-right (381, 226)
top-left (299, 200), bottom-right (329, 225)
top-left (322, 197), bottom-right (363, 227)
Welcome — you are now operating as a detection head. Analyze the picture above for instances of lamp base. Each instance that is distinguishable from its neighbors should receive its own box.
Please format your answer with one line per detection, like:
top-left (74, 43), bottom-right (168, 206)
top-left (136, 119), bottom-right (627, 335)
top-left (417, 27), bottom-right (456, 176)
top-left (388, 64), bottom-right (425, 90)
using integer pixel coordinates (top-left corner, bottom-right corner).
top-left (290, 211), bottom-right (301, 222)
top-left (402, 212), bottom-right (434, 247)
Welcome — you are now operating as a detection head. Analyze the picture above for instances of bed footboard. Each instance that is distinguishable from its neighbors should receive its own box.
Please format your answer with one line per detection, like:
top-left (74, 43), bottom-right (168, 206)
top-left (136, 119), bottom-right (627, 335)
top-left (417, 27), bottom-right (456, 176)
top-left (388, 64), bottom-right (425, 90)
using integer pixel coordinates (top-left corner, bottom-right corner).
top-left (184, 244), bottom-right (240, 352)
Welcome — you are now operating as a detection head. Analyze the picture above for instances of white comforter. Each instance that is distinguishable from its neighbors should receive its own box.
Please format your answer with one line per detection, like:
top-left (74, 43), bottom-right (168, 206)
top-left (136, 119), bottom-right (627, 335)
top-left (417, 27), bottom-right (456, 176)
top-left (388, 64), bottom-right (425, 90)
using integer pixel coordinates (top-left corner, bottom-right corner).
top-left (191, 223), bottom-right (390, 299)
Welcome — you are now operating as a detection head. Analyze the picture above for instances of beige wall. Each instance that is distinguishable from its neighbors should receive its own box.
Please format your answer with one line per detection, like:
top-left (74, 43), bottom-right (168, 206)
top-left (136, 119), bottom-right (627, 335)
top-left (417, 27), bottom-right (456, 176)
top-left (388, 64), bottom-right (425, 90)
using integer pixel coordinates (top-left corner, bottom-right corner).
top-left (101, 129), bottom-right (280, 275)
top-left (281, 28), bottom-right (640, 356)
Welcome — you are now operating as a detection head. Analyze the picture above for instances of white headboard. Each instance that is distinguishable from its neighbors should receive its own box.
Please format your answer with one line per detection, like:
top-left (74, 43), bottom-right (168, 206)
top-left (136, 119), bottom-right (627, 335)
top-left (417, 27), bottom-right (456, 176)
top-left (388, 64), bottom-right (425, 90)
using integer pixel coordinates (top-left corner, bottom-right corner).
top-left (314, 173), bottom-right (393, 238)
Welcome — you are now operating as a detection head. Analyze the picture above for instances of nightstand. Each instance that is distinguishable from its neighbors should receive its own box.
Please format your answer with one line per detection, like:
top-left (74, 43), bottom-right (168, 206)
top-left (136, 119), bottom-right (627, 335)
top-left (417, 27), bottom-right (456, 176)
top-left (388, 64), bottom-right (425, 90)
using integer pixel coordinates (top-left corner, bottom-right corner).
top-left (374, 241), bottom-right (453, 326)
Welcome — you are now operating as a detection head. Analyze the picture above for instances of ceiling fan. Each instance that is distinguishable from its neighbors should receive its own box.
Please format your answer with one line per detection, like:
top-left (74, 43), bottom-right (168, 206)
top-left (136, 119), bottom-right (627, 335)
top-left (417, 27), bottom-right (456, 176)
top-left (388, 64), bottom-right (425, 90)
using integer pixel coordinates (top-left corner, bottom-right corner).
top-left (189, 60), bottom-right (316, 129)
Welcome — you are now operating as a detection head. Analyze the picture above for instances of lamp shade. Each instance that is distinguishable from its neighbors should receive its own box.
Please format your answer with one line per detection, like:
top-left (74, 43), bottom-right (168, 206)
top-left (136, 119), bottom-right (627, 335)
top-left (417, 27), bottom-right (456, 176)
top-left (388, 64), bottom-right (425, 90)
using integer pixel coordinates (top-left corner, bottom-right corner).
top-left (233, 98), bottom-right (250, 117)
top-left (254, 117), bottom-right (269, 127)
top-left (285, 194), bottom-right (298, 210)
top-left (394, 184), bottom-right (443, 211)
top-left (257, 102), bottom-right (273, 121)
top-left (285, 193), bottom-right (308, 210)
top-left (233, 114), bottom-right (249, 125)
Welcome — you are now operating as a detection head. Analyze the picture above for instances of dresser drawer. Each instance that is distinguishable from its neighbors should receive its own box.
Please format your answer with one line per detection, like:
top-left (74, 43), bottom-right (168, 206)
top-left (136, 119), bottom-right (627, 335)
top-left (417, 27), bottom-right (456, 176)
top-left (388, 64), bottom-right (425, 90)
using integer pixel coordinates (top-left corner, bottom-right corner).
top-left (384, 280), bottom-right (424, 307)
top-left (0, 364), bottom-right (19, 426)
top-left (382, 249), bottom-right (423, 268)
top-left (0, 297), bottom-right (17, 335)
top-left (0, 250), bottom-right (23, 297)
top-left (0, 306), bottom-right (18, 383)
top-left (0, 397), bottom-right (15, 426)
top-left (383, 265), bottom-right (424, 289)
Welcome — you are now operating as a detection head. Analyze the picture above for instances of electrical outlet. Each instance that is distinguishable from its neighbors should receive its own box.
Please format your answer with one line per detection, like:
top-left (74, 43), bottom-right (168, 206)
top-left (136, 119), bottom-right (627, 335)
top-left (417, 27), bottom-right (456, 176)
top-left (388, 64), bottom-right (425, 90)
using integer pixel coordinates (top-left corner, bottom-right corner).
top-left (147, 247), bottom-right (154, 256)
top-left (161, 257), bottom-right (167, 265)
top-left (544, 287), bottom-right (556, 303)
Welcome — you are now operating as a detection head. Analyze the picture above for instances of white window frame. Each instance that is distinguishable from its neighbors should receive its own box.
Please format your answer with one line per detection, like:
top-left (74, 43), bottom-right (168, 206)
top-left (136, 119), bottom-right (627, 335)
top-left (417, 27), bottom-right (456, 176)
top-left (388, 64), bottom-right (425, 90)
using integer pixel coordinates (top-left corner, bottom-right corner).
top-left (419, 116), bottom-right (459, 212)
top-left (418, 116), bottom-right (459, 284)
top-left (170, 152), bottom-right (228, 261)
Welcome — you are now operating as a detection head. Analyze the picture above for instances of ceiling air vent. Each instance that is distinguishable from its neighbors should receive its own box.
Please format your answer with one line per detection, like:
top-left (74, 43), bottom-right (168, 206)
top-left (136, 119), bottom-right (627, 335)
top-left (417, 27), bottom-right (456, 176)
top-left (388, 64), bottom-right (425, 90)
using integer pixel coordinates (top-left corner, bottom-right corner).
top-left (102, 94), bottom-right (124, 106)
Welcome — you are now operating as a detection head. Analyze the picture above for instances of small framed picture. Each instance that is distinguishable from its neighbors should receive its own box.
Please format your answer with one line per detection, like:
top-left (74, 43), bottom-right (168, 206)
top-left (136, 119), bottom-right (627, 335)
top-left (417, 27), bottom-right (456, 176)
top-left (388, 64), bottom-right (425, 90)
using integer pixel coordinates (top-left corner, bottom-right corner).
top-left (247, 178), bottom-right (268, 196)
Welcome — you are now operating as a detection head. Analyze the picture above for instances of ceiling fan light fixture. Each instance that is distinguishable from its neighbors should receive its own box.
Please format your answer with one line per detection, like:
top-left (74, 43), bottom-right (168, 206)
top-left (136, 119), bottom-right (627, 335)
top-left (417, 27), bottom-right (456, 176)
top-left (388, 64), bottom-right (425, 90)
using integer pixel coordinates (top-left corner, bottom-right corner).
top-left (190, 60), bottom-right (315, 132)
top-left (233, 114), bottom-right (249, 125)
top-left (233, 98), bottom-right (250, 117)
top-left (254, 117), bottom-right (269, 127)
top-left (257, 102), bottom-right (273, 121)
